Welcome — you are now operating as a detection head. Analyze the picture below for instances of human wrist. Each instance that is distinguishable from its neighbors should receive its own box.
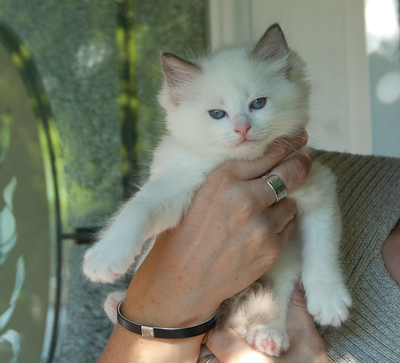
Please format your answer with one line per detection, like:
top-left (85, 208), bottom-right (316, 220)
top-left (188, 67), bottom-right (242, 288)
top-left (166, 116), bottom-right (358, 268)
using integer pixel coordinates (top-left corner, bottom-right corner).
top-left (121, 249), bottom-right (218, 329)
top-left (117, 298), bottom-right (216, 340)
top-left (122, 276), bottom-right (217, 330)
top-left (101, 271), bottom-right (208, 363)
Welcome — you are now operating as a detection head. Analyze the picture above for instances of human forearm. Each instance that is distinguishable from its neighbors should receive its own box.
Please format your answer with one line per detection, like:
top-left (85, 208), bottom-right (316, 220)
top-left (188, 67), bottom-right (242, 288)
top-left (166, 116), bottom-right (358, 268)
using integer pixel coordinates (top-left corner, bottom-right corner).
top-left (98, 248), bottom-right (208, 363)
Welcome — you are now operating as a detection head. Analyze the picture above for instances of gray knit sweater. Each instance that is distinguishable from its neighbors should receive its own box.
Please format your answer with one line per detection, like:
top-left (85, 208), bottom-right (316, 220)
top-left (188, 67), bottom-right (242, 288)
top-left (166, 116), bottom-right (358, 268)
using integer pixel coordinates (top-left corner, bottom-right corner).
top-left (311, 150), bottom-right (400, 363)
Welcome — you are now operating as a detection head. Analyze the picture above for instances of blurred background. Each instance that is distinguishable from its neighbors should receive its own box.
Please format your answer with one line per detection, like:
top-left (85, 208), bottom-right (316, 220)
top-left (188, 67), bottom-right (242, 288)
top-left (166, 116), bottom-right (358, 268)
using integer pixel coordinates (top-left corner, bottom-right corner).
top-left (0, 0), bottom-right (398, 362)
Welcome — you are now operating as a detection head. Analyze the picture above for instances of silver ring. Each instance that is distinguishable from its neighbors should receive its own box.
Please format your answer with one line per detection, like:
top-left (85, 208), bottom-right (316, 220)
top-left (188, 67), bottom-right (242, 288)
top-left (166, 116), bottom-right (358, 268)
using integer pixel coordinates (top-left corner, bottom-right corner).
top-left (198, 354), bottom-right (216, 363)
top-left (262, 175), bottom-right (287, 203)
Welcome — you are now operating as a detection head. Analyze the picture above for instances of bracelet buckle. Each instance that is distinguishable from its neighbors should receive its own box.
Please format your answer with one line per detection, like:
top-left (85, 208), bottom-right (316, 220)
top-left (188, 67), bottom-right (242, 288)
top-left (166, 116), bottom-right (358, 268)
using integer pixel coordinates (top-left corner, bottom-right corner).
top-left (141, 326), bottom-right (155, 338)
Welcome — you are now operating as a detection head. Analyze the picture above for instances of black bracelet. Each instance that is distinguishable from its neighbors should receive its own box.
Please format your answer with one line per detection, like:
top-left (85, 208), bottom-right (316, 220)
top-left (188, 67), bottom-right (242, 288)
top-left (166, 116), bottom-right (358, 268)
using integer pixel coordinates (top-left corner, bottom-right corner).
top-left (117, 299), bottom-right (217, 339)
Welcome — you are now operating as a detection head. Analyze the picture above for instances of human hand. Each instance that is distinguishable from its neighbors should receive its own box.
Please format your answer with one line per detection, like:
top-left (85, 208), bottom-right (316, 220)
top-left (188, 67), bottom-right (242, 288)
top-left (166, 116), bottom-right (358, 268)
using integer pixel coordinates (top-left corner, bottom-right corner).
top-left (201, 287), bottom-right (329, 363)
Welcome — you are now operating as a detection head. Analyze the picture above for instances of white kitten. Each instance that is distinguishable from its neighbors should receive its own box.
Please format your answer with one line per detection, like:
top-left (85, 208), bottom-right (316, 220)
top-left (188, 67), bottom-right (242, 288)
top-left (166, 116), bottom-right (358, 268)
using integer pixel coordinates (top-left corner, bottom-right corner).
top-left (83, 24), bottom-right (351, 356)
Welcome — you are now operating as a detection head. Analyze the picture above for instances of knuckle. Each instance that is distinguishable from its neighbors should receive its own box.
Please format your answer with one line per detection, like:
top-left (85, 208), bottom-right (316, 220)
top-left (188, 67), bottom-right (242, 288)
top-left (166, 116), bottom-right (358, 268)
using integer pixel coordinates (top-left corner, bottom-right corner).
top-left (264, 214), bottom-right (280, 234)
top-left (249, 225), bottom-right (268, 244)
top-left (246, 224), bottom-right (288, 269)
top-left (249, 223), bottom-right (279, 249)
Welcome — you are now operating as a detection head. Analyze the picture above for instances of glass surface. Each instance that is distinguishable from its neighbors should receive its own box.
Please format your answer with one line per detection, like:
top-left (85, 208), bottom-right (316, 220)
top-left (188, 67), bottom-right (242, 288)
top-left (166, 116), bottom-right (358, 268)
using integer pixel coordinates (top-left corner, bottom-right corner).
top-left (0, 41), bottom-right (54, 363)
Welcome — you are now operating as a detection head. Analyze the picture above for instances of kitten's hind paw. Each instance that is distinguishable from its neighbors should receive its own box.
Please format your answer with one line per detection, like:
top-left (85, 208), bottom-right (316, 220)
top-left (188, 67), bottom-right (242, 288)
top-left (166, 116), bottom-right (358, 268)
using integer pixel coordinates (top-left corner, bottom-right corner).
top-left (246, 326), bottom-right (289, 357)
top-left (83, 242), bottom-right (133, 283)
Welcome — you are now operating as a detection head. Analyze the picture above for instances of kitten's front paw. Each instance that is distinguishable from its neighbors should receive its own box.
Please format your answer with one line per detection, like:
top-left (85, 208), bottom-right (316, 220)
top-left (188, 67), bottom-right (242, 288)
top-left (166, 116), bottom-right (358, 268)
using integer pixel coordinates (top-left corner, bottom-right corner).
top-left (246, 326), bottom-right (289, 357)
top-left (83, 242), bottom-right (133, 283)
top-left (306, 287), bottom-right (352, 327)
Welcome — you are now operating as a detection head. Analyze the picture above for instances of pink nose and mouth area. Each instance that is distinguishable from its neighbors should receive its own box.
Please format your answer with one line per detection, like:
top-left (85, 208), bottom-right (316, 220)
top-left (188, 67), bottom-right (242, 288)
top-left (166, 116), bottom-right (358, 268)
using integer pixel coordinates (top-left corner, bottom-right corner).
top-left (234, 124), bottom-right (251, 137)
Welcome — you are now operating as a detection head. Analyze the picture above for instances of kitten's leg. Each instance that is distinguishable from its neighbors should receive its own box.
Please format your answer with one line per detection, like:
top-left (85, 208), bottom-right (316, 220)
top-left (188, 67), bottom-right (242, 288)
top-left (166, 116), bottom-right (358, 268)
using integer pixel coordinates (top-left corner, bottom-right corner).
top-left (221, 242), bottom-right (301, 357)
top-left (246, 242), bottom-right (301, 356)
top-left (293, 162), bottom-right (352, 327)
top-left (217, 283), bottom-right (280, 354)
top-left (83, 176), bottom-right (199, 283)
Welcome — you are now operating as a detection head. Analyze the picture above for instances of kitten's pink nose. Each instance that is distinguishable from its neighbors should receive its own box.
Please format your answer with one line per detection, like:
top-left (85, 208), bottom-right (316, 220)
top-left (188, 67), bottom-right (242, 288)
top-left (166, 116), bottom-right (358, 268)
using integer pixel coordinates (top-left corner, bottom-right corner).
top-left (235, 124), bottom-right (251, 137)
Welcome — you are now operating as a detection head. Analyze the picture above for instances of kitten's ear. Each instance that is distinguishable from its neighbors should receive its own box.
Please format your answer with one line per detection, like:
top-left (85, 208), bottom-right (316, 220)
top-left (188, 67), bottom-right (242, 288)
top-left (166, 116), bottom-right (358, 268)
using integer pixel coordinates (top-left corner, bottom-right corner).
top-left (161, 53), bottom-right (200, 88)
top-left (252, 24), bottom-right (288, 61)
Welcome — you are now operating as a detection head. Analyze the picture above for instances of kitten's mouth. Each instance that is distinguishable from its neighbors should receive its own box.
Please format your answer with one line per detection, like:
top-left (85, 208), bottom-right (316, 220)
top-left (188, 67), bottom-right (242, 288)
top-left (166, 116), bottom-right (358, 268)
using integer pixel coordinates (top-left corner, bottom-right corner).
top-left (236, 137), bottom-right (258, 147)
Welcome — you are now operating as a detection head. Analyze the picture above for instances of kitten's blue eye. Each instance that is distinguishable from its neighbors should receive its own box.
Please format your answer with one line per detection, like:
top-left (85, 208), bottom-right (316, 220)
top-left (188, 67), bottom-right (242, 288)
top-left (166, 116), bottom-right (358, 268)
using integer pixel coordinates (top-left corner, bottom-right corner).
top-left (209, 110), bottom-right (226, 119)
top-left (250, 98), bottom-right (267, 110)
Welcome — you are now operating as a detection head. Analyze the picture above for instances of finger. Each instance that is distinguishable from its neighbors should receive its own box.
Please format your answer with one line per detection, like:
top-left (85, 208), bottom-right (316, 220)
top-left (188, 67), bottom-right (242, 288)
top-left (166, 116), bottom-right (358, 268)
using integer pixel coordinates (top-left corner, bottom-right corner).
top-left (249, 149), bottom-right (312, 207)
top-left (264, 198), bottom-right (297, 234)
top-left (276, 213), bottom-right (296, 236)
top-left (223, 129), bottom-right (308, 181)
top-left (258, 215), bottom-right (296, 258)
top-left (206, 327), bottom-right (275, 363)
top-left (269, 149), bottom-right (311, 194)
top-left (265, 128), bottom-right (308, 156)
top-left (255, 217), bottom-right (296, 264)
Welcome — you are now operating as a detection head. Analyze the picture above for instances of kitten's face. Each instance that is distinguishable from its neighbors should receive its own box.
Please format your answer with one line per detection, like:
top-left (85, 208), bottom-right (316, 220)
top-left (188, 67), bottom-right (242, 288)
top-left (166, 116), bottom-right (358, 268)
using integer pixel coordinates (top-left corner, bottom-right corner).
top-left (159, 24), bottom-right (310, 160)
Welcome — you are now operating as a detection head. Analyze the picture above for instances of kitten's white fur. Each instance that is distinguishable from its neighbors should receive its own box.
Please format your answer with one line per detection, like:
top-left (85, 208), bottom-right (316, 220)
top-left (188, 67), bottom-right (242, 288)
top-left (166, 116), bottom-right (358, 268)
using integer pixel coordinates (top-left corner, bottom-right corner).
top-left (83, 24), bottom-right (351, 356)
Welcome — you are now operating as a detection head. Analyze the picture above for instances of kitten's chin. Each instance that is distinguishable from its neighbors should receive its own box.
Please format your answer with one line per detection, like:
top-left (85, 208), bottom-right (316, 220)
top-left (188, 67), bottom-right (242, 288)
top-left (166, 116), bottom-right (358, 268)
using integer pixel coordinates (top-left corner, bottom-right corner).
top-left (229, 141), bottom-right (266, 160)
